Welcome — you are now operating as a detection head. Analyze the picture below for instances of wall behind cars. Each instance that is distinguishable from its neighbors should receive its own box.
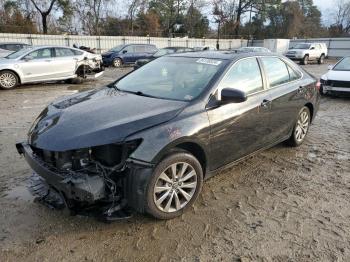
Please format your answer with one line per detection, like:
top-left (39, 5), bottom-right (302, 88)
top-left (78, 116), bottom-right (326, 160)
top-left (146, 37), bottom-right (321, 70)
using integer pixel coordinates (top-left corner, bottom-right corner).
top-left (0, 33), bottom-right (248, 53)
top-left (251, 38), bottom-right (350, 57)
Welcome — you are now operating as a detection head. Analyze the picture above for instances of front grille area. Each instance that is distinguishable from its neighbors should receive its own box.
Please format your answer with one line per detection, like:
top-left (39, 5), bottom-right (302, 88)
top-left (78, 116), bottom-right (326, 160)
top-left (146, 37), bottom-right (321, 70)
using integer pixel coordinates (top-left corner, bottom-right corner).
top-left (326, 80), bottom-right (350, 88)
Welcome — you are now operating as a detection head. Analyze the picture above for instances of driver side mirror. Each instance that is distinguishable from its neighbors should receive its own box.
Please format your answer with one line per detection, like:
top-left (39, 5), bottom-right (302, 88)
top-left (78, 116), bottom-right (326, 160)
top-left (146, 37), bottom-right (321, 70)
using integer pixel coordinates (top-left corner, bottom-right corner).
top-left (122, 50), bottom-right (127, 54)
top-left (310, 47), bottom-right (315, 50)
top-left (220, 88), bottom-right (247, 104)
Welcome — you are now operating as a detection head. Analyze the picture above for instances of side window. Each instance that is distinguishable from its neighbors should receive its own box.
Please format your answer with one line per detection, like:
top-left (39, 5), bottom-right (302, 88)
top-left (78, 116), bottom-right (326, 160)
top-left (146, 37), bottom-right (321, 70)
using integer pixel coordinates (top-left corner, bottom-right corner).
top-left (27, 48), bottom-right (52, 59)
top-left (147, 45), bottom-right (157, 52)
top-left (287, 65), bottom-right (302, 81)
top-left (123, 45), bottom-right (134, 53)
top-left (261, 57), bottom-right (290, 88)
top-left (218, 57), bottom-right (263, 95)
top-left (135, 46), bottom-right (146, 52)
top-left (72, 49), bottom-right (83, 56)
top-left (55, 48), bottom-right (75, 57)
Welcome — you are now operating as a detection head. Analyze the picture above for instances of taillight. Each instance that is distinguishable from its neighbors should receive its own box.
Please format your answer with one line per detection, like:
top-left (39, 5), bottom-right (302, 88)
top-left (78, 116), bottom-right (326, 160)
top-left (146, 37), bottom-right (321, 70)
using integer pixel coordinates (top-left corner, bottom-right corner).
top-left (316, 80), bottom-right (321, 90)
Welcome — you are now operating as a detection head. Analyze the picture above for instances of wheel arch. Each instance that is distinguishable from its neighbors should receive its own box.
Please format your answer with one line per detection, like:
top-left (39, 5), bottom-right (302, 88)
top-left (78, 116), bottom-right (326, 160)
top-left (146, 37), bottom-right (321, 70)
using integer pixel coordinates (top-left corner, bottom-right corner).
top-left (152, 139), bottom-right (208, 177)
top-left (304, 102), bottom-right (314, 123)
top-left (0, 69), bottom-right (22, 84)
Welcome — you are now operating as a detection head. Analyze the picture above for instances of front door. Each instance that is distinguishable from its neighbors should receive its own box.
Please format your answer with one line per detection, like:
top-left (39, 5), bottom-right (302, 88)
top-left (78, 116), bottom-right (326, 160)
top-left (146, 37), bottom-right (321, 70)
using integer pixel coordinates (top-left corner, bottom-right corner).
top-left (207, 57), bottom-right (272, 170)
top-left (19, 48), bottom-right (57, 82)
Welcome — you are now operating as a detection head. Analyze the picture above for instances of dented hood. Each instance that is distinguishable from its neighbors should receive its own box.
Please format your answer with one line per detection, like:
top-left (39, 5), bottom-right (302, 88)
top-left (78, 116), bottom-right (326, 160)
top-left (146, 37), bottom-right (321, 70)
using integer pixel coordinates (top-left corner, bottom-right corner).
top-left (28, 87), bottom-right (186, 151)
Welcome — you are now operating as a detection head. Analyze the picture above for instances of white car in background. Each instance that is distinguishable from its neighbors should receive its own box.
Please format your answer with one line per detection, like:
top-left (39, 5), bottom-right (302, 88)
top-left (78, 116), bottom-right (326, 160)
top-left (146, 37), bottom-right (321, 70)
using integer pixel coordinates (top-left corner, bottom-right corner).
top-left (285, 43), bottom-right (328, 65)
top-left (0, 46), bottom-right (104, 90)
top-left (320, 57), bottom-right (350, 95)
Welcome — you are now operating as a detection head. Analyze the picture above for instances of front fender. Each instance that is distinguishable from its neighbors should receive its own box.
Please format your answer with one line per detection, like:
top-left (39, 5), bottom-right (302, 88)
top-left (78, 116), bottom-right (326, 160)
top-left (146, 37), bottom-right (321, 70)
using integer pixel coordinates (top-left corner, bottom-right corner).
top-left (126, 109), bottom-right (211, 166)
top-left (0, 65), bottom-right (23, 83)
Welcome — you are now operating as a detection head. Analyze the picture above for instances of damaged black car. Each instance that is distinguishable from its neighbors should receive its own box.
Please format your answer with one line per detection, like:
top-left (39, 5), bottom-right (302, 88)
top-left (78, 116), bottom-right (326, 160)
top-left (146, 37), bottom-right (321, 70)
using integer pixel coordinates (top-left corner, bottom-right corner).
top-left (16, 52), bottom-right (320, 220)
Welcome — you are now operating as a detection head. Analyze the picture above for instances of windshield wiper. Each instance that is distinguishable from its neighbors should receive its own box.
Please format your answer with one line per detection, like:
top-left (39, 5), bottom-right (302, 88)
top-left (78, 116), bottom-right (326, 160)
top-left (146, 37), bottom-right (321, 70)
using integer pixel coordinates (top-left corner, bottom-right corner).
top-left (114, 85), bottom-right (159, 99)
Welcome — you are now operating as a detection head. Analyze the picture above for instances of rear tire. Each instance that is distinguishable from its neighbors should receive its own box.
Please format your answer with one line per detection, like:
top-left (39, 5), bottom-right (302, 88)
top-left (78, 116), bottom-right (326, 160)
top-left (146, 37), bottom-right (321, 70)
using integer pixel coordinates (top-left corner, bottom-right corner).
top-left (318, 54), bottom-right (325, 64)
top-left (145, 152), bottom-right (203, 219)
top-left (287, 106), bottom-right (311, 147)
top-left (0, 70), bottom-right (19, 90)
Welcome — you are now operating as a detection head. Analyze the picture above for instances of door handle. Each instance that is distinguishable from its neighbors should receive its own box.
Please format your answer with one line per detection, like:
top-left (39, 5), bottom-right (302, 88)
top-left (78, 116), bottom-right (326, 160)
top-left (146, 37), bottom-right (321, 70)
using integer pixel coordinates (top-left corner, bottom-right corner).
top-left (261, 99), bottom-right (271, 108)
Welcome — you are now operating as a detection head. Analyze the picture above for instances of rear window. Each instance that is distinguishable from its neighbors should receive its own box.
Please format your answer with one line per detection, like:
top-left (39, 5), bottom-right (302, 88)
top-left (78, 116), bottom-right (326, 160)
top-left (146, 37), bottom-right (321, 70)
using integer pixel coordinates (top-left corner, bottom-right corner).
top-left (55, 48), bottom-right (76, 57)
top-left (261, 57), bottom-right (290, 88)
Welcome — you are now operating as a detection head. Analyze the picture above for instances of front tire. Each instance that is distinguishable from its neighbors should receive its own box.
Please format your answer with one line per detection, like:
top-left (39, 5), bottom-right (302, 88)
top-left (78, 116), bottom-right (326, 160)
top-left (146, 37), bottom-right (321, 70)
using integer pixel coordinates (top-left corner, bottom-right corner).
top-left (287, 107), bottom-right (311, 147)
top-left (0, 70), bottom-right (19, 90)
top-left (145, 152), bottom-right (203, 219)
top-left (302, 55), bottom-right (309, 65)
top-left (112, 58), bottom-right (122, 68)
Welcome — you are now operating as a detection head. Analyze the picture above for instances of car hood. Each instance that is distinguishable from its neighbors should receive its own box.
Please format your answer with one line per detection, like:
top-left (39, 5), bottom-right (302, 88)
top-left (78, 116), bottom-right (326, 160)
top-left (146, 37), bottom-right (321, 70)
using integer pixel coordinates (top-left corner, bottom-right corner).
top-left (28, 87), bottom-right (186, 151)
top-left (287, 49), bottom-right (306, 52)
top-left (102, 51), bottom-right (116, 57)
top-left (322, 70), bottom-right (350, 81)
top-left (0, 58), bottom-right (15, 65)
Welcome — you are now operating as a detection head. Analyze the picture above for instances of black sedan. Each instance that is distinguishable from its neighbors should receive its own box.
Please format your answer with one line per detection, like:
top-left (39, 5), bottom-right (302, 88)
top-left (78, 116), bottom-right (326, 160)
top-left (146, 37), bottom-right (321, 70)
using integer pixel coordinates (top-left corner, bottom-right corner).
top-left (134, 46), bottom-right (193, 69)
top-left (16, 52), bottom-right (320, 220)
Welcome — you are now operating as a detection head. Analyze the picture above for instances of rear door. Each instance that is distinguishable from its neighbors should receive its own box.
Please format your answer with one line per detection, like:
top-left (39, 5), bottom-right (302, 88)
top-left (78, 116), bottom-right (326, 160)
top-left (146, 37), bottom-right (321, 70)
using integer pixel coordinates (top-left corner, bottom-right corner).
top-left (18, 48), bottom-right (57, 82)
top-left (259, 56), bottom-right (306, 142)
top-left (133, 45), bottom-right (147, 62)
top-left (53, 47), bottom-right (80, 78)
top-left (207, 57), bottom-right (273, 170)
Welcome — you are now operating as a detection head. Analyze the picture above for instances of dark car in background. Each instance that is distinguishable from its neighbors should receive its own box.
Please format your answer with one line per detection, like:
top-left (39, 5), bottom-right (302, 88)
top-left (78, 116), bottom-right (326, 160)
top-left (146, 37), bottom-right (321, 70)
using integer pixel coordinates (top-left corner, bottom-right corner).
top-left (0, 42), bottom-right (30, 57)
top-left (134, 47), bottom-right (193, 69)
top-left (16, 52), bottom-right (320, 220)
top-left (102, 44), bottom-right (157, 67)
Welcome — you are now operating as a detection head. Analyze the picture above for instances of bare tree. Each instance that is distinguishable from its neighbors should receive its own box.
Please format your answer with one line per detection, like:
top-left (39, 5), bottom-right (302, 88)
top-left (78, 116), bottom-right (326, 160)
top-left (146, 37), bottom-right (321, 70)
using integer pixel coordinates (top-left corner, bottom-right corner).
top-left (30, 0), bottom-right (57, 34)
top-left (333, 0), bottom-right (350, 34)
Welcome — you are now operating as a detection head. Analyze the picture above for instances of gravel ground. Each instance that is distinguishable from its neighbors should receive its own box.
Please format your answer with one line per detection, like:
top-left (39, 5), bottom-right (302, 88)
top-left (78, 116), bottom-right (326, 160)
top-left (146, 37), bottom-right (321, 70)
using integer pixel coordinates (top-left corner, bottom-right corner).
top-left (0, 60), bottom-right (349, 262)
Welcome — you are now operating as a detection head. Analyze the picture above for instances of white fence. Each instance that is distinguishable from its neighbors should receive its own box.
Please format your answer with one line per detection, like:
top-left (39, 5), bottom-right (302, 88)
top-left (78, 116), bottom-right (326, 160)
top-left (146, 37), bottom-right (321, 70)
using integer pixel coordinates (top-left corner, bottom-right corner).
top-left (0, 33), bottom-right (248, 53)
top-left (251, 38), bottom-right (350, 57)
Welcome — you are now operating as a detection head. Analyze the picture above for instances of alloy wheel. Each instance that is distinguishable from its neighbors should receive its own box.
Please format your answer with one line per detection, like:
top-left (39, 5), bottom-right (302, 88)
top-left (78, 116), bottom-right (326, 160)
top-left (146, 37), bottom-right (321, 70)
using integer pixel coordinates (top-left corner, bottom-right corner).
top-left (153, 162), bottom-right (197, 213)
top-left (0, 72), bottom-right (16, 89)
top-left (113, 59), bottom-right (121, 67)
top-left (295, 109), bottom-right (309, 142)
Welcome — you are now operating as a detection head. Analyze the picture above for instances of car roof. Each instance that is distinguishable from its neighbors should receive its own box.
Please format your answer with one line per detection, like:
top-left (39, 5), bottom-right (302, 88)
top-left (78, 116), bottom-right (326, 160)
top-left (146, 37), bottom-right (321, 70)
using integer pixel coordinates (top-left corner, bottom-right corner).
top-left (168, 50), bottom-right (280, 60)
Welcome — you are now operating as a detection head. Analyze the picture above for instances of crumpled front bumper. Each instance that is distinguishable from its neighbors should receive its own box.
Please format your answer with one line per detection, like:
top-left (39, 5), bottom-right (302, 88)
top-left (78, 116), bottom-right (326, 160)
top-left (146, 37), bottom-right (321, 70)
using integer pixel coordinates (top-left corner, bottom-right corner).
top-left (16, 142), bottom-right (154, 219)
top-left (16, 143), bottom-right (106, 204)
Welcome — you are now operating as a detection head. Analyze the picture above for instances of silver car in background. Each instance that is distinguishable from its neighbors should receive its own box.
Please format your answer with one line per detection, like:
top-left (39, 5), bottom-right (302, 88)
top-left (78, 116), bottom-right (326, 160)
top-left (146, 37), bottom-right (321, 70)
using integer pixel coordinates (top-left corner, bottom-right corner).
top-left (0, 46), bottom-right (104, 89)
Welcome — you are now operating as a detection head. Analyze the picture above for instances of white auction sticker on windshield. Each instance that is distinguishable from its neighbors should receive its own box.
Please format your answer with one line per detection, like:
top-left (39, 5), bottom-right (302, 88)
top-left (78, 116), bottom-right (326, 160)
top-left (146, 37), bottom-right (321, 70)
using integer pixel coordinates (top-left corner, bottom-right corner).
top-left (196, 58), bottom-right (222, 66)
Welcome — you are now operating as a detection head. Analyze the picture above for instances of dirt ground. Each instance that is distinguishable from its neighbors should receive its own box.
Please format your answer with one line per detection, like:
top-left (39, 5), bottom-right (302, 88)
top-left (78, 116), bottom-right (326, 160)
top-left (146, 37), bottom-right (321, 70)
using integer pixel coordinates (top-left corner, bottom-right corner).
top-left (0, 60), bottom-right (349, 262)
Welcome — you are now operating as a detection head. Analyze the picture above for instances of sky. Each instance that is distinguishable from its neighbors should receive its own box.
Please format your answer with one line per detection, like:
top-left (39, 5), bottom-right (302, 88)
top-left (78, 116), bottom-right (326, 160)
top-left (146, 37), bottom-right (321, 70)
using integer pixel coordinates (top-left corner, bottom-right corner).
top-left (314, 0), bottom-right (335, 23)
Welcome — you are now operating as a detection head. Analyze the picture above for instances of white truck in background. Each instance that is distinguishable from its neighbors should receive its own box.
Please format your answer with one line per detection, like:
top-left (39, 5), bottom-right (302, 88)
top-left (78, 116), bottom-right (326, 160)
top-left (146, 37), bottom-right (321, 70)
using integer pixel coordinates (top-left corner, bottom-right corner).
top-left (285, 42), bottom-right (328, 65)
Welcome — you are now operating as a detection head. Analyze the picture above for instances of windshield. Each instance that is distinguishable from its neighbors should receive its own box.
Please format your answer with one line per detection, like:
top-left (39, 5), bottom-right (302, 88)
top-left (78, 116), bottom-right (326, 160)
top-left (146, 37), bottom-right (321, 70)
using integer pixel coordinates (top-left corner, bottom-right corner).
top-left (5, 46), bottom-right (33, 59)
top-left (333, 57), bottom-right (350, 71)
top-left (109, 45), bottom-right (124, 52)
top-left (115, 56), bottom-right (225, 101)
top-left (154, 49), bottom-right (175, 57)
top-left (293, 44), bottom-right (310, 50)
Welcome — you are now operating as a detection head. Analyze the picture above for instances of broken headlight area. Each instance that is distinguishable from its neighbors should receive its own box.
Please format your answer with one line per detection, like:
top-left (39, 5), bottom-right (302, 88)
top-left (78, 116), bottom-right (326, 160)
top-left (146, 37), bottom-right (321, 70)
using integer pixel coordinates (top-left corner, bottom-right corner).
top-left (26, 139), bottom-right (142, 220)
